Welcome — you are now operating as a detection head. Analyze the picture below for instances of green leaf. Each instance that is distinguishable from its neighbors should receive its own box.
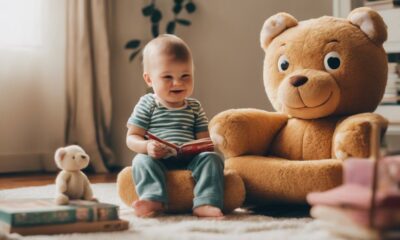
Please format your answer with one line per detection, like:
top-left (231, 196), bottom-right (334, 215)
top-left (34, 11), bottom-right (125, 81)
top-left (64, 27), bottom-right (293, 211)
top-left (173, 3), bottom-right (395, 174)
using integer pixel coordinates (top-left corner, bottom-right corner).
top-left (176, 19), bottom-right (191, 26)
top-left (125, 39), bottom-right (141, 49)
top-left (185, 2), bottom-right (196, 13)
top-left (129, 48), bottom-right (142, 62)
top-left (166, 21), bottom-right (176, 34)
top-left (152, 24), bottom-right (159, 38)
top-left (142, 4), bottom-right (154, 16)
top-left (151, 9), bottom-right (162, 23)
top-left (173, 3), bottom-right (182, 14)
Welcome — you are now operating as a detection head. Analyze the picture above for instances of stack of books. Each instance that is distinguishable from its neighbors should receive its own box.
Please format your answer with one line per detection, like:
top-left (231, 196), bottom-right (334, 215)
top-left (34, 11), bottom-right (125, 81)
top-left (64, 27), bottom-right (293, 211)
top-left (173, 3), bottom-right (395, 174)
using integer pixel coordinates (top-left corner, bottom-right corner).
top-left (307, 156), bottom-right (400, 239)
top-left (382, 63), bottom-right (400, 104)
top-left (364, 0), bottom-right (400, 10)
top-left (0, 199), bottom-right (129, 235)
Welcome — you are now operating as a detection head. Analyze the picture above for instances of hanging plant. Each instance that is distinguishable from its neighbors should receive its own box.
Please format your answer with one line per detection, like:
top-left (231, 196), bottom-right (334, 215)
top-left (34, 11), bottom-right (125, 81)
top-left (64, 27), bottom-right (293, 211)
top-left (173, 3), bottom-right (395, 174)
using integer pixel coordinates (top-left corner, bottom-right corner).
top-left (125, 0), bottom-right (197, 62)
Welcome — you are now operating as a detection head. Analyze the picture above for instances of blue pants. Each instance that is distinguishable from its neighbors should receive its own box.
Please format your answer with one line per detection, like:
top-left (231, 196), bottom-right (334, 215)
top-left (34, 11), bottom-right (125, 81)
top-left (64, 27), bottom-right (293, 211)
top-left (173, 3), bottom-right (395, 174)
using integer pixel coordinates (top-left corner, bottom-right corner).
top-left (132, 152), bottom-right (224, 209)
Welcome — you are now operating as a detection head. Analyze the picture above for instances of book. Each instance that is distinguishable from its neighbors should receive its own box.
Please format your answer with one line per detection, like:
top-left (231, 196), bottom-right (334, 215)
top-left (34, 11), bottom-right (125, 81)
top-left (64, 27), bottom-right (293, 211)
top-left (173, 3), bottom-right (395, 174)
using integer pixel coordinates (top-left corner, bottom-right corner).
top-left (311, 205), bottom-right (400, 239)
top-left (145, 132), bottom-right (214, 158)
top-left (0, 219), bottom-right (129, 235)
top-left (307, 156), bottom-right (400, 210)
top-left (0, 199), bottom-right (119, 227)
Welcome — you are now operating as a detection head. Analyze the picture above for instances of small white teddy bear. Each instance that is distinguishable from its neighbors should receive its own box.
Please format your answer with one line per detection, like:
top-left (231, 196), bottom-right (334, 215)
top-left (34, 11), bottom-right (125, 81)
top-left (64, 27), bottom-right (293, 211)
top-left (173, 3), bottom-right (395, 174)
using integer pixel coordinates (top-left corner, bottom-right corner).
top-left (54, 145), bottom-right (95, 205)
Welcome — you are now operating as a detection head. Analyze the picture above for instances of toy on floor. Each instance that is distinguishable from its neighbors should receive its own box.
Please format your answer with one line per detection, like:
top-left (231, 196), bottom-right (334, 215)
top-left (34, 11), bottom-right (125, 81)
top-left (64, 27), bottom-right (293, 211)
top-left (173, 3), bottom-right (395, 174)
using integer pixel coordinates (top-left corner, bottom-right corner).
top-left (54, 145), bottom-right (95, 205)
top-left (209, 7), bottom-right (389, 205)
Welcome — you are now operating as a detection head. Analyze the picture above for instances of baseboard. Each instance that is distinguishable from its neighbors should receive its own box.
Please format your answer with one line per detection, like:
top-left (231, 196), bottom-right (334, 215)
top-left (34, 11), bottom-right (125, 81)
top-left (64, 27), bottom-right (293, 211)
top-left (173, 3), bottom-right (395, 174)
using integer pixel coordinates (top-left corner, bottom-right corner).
top-left (0, 153), bottom-right (57, 173)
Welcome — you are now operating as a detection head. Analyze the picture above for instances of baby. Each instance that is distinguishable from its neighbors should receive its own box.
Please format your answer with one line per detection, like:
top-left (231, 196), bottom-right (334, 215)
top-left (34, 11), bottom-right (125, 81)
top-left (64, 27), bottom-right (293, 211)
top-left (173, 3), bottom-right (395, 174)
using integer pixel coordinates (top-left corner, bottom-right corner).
top-left (126, 34), bottom-right (224, 218)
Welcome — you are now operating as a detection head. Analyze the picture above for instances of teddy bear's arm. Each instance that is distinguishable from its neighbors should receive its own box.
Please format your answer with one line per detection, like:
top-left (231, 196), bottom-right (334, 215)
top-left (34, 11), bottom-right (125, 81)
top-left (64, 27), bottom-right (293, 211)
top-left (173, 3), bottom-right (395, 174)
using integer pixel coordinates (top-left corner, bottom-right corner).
top-left (209, 109), bottom-right (288, 158)
top-left (55, 171), bottom-right (70, 193)
top-left (332, 113), bottom-right (388, 160)
top-left (82, 175), bottom-right (94, 200)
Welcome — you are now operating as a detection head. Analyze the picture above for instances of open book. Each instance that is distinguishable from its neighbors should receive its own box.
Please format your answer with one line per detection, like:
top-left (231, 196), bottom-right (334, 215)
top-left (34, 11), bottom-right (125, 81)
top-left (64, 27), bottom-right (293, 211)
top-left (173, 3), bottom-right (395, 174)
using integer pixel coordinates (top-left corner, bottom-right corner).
top-left (145, 132), bottom-right (214, 158)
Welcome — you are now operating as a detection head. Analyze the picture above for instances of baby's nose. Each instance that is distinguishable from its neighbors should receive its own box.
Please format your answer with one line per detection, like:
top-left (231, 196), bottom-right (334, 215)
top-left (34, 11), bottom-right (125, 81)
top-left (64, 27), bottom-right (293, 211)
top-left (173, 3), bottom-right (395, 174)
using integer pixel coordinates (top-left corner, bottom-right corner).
top-left (173, 79), bottom-right (183, 85)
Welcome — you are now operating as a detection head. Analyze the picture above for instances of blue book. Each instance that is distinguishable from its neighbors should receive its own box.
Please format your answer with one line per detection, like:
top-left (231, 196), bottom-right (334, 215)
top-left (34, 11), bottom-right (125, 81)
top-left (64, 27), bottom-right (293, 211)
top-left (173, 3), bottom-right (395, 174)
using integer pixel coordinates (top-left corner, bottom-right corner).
top-left (0, 199), bottom-right (119, 227)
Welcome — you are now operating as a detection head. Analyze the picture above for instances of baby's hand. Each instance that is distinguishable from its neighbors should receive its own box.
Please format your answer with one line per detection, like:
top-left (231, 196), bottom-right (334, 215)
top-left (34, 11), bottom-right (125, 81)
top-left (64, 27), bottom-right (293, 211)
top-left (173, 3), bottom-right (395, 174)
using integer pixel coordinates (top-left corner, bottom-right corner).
top-left (147, 140), bottom-right (169, 159)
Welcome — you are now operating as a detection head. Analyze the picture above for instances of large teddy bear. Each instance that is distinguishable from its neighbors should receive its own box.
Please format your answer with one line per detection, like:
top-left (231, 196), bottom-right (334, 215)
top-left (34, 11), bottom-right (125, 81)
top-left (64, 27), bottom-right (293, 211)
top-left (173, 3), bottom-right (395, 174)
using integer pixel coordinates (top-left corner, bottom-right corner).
top-left (208, 7), bottom-right (389, 205)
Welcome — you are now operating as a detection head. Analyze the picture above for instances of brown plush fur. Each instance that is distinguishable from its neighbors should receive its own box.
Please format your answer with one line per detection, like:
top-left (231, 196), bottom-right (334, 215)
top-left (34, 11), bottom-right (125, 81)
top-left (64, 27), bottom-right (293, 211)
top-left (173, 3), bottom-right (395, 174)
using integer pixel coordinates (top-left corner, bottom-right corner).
top-left (117, 167), bottom-right (246, 213)
top-left (209, 8), bottom-right (389, 204)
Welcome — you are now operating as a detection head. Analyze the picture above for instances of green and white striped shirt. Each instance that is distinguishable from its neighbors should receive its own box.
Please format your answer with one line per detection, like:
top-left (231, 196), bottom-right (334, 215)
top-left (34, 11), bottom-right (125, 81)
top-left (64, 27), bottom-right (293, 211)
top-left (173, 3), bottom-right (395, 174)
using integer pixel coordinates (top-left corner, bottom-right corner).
top-left (127, 93), bottom-right (209, 145)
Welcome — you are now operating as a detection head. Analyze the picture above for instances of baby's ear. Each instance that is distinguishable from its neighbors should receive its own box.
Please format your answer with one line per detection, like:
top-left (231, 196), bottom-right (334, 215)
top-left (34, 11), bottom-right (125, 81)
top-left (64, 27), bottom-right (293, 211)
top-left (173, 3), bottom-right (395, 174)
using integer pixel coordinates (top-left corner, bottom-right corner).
top-left (55, 148), bottom-right (67, 162)
top-left (143, 73), bottom-right (152, 87)
top-left (348, 7), bottom-right (387, 45)
top-left (260, 12), bottom-right (298, 49)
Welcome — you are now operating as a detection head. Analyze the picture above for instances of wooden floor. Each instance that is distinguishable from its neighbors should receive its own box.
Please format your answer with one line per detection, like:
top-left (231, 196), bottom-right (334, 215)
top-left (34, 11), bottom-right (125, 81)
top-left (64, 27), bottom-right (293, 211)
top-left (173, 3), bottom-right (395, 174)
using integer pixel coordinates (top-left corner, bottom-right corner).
top-left (0, 172), bottom-right (118, 190)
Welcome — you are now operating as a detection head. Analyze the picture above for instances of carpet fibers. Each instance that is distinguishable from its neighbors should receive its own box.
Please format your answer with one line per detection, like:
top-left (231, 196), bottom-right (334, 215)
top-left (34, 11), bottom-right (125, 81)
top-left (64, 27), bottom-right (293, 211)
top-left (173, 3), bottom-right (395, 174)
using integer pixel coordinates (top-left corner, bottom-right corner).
top-left (0, 183), bottom-right (346, 240)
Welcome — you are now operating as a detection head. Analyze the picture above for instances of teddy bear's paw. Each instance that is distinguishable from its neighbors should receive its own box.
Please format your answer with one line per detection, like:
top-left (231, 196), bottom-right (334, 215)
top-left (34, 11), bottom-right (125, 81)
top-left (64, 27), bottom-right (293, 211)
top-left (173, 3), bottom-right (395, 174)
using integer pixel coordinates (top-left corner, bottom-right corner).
top-left (55, 194), bottom-right (69, 205)
top-left (335, 150), bottom-right (349, 160)
top-left (59, 184), bottom-right (67, 192)
top-left (333, 132), bottom-right (350, 160)
top-left (209, 123), bottom-right (225, 149)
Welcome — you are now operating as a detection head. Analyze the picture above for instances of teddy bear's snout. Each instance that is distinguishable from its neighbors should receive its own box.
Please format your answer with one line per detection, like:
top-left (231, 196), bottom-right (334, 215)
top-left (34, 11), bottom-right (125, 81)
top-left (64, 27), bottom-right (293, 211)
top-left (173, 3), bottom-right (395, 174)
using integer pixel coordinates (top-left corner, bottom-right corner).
top-left (289, 75), bottom-right (308, 87)
top-left (76, 154), bottom-right (89, 167)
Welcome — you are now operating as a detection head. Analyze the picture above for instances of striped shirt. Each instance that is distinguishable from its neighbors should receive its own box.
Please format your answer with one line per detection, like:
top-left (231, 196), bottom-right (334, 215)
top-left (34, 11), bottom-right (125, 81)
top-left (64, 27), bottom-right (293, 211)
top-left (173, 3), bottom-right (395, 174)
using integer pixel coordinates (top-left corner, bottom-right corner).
top-left (127, 93), bottom-right (209, 145)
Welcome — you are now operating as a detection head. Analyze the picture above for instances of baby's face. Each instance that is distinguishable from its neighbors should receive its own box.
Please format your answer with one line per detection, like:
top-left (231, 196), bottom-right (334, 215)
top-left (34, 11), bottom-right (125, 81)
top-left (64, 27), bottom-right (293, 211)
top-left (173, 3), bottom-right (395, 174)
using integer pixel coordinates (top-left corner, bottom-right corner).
top-left (145, 54), bottom-right (194, 108)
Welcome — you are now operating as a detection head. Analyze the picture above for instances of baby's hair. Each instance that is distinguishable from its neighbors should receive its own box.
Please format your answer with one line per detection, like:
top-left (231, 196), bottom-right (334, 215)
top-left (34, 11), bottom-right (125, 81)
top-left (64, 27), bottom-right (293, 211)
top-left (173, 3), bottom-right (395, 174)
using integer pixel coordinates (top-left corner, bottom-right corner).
top-left (142, 34), bottom-right (192, 72)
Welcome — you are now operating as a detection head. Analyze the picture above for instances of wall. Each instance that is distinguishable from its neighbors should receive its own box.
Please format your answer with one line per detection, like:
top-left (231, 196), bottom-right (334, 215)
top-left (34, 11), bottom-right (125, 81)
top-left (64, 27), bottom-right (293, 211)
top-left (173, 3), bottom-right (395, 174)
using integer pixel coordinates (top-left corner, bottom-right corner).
top-left (110, 0), bottom-right (333, 166)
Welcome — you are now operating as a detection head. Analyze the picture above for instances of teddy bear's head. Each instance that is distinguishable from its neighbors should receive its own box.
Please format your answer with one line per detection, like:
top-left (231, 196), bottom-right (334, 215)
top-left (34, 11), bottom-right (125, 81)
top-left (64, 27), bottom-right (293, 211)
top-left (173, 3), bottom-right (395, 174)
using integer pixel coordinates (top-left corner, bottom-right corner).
top-left (55, 145), bottom-right (90, 171)
top-left (260, 7), bottom-right (388, 119)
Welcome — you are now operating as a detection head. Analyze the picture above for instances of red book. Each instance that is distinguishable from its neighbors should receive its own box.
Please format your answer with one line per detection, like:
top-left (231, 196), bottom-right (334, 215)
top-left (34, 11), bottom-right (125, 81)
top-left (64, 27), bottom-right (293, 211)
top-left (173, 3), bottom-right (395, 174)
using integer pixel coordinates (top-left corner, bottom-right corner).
top-left (145, 132), bottom-right (214, 158)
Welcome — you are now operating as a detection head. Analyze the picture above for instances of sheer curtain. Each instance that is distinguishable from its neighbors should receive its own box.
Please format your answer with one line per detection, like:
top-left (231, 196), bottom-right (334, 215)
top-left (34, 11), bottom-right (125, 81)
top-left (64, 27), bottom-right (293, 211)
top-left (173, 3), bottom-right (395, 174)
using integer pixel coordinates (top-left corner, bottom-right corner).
top-left (0, 0), bottom-right (114, 173)
top-left (0, 0), bottom-right (66, 172)
top-left (65, 0), bottom-right (114, 173)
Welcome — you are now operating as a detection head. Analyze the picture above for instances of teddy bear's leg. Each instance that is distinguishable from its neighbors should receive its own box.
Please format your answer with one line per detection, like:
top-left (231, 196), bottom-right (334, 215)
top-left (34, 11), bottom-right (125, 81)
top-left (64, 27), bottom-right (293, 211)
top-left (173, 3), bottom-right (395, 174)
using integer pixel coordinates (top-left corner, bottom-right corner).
top-left (226, 156), bottom-right (343, 203)
top-left (55, 193), bottom-right (69, 205)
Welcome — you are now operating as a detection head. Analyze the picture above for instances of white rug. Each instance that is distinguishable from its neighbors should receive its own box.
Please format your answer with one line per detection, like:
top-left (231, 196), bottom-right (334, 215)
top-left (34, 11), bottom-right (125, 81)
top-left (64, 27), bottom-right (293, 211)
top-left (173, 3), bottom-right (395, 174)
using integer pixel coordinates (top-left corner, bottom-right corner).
top-left (0, 183), bottom-right (346, 240)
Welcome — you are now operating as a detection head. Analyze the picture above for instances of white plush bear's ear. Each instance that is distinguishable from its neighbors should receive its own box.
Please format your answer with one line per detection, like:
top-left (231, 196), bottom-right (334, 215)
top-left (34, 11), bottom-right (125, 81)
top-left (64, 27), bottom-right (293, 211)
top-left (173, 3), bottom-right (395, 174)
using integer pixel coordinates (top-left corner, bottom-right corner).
top-left (55, 147), bottom-right (67, 162)
top-left (348, 7), bottom-right (387, 45)
top-left (260, 12), bottom-right (298, 49)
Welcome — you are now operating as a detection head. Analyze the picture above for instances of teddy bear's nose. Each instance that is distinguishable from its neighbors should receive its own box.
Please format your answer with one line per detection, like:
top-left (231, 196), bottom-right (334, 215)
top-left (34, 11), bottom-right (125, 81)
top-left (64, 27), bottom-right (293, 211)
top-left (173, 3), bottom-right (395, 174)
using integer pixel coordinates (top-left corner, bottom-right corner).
top-left (290, 75), bottom-right (308, 87)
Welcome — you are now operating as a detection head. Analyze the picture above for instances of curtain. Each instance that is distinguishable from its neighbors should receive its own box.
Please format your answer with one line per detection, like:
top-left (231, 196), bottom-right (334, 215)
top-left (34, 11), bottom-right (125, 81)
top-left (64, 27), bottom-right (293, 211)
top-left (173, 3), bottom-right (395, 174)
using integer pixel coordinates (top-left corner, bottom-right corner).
top-left (66, 0), bottom-right (114, 173)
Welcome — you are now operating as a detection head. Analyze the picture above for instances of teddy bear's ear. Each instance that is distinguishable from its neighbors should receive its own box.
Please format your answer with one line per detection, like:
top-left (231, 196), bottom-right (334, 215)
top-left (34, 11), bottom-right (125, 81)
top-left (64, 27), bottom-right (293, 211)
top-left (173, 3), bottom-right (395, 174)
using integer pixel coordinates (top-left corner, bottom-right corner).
top-left (348, 7), bottom-right (387, 45)
top-left (260, 12), bottom-right (298, 49)
top-left (55, 148), bottom-right (67, 162)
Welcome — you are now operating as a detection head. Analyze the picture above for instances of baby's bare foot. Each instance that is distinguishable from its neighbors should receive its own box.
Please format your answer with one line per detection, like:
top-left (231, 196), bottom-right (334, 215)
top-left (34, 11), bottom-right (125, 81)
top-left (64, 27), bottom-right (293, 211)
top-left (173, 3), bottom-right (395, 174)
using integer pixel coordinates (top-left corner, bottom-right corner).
top-left (132, 199), bottom-right (164, 217)
top-left (193, 205), bottom-right (224, 218)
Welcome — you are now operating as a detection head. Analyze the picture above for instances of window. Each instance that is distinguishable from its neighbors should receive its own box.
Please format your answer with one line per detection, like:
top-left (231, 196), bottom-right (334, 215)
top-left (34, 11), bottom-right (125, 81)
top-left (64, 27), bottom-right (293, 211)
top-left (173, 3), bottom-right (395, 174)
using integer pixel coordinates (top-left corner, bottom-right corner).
top-left (0, 0), bottom-right (43, 47)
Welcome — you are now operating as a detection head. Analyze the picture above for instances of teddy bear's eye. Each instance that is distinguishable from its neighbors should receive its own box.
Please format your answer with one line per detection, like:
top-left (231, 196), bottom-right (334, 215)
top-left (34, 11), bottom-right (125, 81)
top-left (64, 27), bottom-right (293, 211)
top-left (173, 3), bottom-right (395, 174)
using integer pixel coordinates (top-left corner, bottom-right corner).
top-left (324, 51), bottom-right (341, 72)
top-left (278, 55), bottom-right (289, 72)
top-left (72, 156), bottom-right (75, 160)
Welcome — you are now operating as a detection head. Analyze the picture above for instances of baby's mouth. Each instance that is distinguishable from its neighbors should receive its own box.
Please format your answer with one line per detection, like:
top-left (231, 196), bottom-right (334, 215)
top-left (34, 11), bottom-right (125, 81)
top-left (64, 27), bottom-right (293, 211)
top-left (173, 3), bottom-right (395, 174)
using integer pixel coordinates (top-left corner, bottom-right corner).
top-left (170, 89), bottom-right (184, 94)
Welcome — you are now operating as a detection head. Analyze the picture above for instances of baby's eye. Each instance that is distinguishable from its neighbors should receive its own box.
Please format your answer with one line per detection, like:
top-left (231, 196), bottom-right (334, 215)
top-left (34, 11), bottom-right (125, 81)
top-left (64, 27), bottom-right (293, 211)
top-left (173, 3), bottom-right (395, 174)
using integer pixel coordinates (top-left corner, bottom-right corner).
top-left (181, 74), bottom-right (190, 79)
top-left (324, 51), bottom-right (341, 72)
top-left (163, 75), bottom-right (173, 79)
top-left (278, 55), bottom-right (289, 72)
